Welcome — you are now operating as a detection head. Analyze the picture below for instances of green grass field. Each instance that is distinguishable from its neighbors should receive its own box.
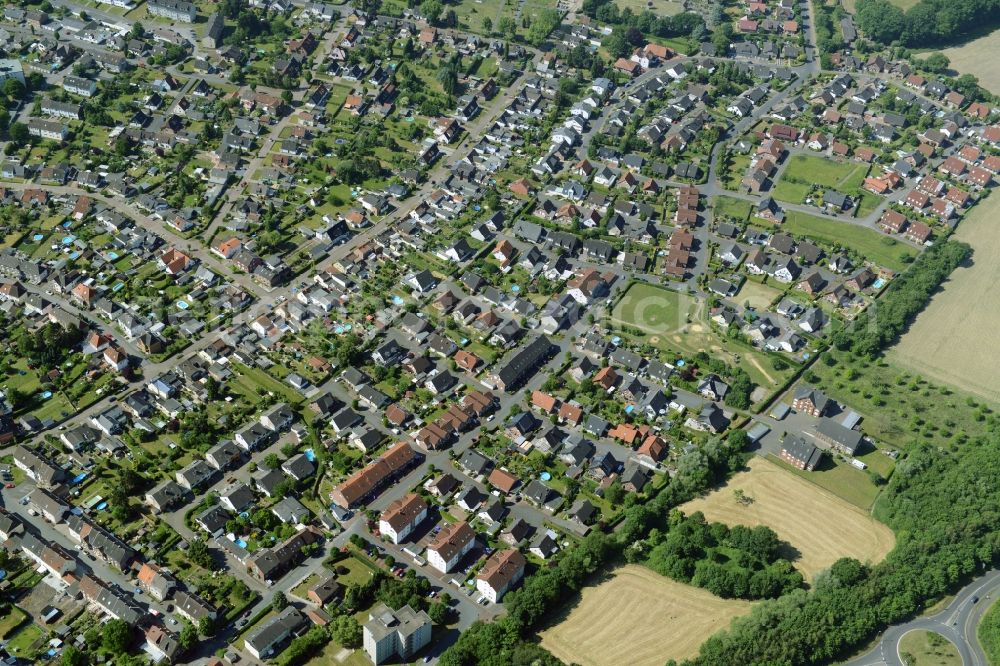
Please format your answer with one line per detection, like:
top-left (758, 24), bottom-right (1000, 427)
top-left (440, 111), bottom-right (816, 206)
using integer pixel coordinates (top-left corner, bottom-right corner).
top-left (714, 195), bottom-right (753, 223)
top-left (898, 630), bottom-right (961, 665)
top-left (979, 597), bottom-right (1000, 665)
top-left (773, 154), bottom-right (872, 207)
top-left (735, 280), bottom-right (784, 310)
top-left (0, 608), bottom-right (27, 639)
top-left (768, 453), bottom-right (882, 511)
top-left (5, 624), bottom-right (43, 660)
top-left (781, 211), bottom-right (917, 272)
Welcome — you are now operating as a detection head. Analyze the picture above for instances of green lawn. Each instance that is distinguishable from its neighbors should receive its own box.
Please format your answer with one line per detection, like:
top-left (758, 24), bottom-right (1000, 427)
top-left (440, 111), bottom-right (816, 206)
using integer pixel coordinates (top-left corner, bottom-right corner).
top-left (735, 280), bottom-right (784, 310)
top-left (327, 554), bottom-right (380, 587)
top-left (898, 630), bottom-right (961, 665)
top-left (773, 154), bottom-right (875, 212)
top-left (0, 607), bottom-right (27, 639)
top-left (613, 282), bottom-right (697, 336)
top-left (5, 624), bottom-right (44, 659)
top-left (778, 154), bottom-right (870, 191)
top-left (714, 196), bottom-right (753, 223)
top-left (782, 210), bottom-right (918, 272)
top-left (232, 363), bottom-right (305, 407)
top-left (768, 453), bottom-right (882, 511)
top-left (979, 597), bottom-right (1000, 666)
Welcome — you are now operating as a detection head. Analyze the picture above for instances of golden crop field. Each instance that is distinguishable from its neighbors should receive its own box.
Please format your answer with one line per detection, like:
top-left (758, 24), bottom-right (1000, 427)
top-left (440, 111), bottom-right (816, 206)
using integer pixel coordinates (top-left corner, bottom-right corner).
top-left (539, 565), bottom-right (754, 666)
top-left (681, 457), bottom-right (895, 580)
top-left (889, 193), bottom-right (1000, 404)
top-left (941, 30), bottom-right (1000, 95)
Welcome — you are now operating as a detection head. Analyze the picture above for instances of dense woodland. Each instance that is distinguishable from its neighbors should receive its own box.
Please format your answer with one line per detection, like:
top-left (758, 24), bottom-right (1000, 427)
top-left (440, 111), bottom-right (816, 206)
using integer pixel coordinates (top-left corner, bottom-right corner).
top-left (855, 0), bottom-right (1000, 47)
top-left (634, 512), bottom-right (803, 600)
top-left (833, 240), bottom-right (971, 357)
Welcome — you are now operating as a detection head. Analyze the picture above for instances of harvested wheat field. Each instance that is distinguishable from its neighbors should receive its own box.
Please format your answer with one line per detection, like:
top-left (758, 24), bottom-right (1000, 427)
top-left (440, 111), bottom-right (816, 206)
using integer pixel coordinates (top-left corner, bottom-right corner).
top-left (940, 30), bottom-right (1000, 94)
top-left (889, 193), bottom-right (1000, 404)
top-left (681, 457), bottom-right (895, 580)
top-left (539, 565), bottom-right (753, 666)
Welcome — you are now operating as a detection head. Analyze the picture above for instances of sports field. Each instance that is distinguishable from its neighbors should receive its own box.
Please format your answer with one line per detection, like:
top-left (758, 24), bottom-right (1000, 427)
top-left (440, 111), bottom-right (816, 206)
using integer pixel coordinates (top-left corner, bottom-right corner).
top-left (539, 565), bottom-right (754, 666)
top-left (889, 193), bottom-right (1000, 404)
top-left (681, 457), bottom-right (895, 581)
top-left (610, 282), bottom-right (790, 389)
top-left (941, 29), bottom-right (1000, 97)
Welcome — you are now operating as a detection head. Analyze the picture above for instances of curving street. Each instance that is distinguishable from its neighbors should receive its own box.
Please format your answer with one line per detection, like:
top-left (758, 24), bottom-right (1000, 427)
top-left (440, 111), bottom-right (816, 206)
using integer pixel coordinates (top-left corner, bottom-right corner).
top-left (841, 569), bottom-right (1000, 666)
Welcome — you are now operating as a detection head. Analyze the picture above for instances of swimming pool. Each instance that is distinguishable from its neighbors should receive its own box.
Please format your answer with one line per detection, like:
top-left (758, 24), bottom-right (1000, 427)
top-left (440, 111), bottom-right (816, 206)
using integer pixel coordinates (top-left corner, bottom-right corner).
top-left (40, 391), bottom-right (52, 399)
top-left (872, 278), bottom-right (886, 289)
top-left (62, 236), bottom-right (74, 245)
top-left (539, 472), bottom-right (551, 481)
top-left (304, 449), bottom-right (316, 462)
top-left (32, 234), bottom-right (44, 242)
top-left (177, 301), bottom-right (189, 310)
top-left (234, 538), bottom-right (248, 548)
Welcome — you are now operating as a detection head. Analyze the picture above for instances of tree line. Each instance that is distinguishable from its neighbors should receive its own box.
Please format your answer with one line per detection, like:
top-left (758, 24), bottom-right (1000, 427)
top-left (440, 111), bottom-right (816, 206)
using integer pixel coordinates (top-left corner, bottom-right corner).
top-left (856, 0), bottom-right (1000, 47)
top-left (832, 240), bottom-right (971, 358)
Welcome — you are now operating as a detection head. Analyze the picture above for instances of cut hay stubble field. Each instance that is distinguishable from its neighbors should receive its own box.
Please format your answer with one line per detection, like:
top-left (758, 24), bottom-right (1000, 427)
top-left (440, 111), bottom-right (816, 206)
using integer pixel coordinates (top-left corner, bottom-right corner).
top-left (889, 192), bottom-right (1000, 404)
top-left (681, 457), bottom-right (896, 581)
top-left (940, 30), bottom-right (1000, 94)
top-left (539, 565), bottom-right (754, 666)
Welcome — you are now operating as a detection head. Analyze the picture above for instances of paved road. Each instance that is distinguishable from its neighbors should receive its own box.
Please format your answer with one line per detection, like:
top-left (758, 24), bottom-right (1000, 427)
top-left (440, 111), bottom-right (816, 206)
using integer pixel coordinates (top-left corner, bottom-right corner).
top-left (841, 569), bottom-right (1000, 666)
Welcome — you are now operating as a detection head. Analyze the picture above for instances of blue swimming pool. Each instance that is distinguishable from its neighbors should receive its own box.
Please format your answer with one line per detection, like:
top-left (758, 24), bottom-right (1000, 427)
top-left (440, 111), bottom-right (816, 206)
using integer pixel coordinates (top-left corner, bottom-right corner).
top-left (177, 301), bottom-right (189, 310)
top-left (304, 449), bottom-right (316, 462)
top-left (40, 391), bottom-right (52, 399)
top-left (71, 473), bottom-right (87, 485)
top-left (872, 278), bottom-right (886, 289)
top-left (540, 472), bottom-right (551, 481)
top-left (95, 501), bottom-right (107, 511)
top-left (234, 538), bottom-right (248, 548)
top-left (32, 234), bottom-right (44, 242)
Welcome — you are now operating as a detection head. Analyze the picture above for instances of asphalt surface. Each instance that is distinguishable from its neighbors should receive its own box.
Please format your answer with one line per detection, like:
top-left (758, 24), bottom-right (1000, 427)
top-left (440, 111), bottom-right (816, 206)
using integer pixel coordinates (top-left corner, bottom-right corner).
top-left (841, 568), bottom-right (1000, 666)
